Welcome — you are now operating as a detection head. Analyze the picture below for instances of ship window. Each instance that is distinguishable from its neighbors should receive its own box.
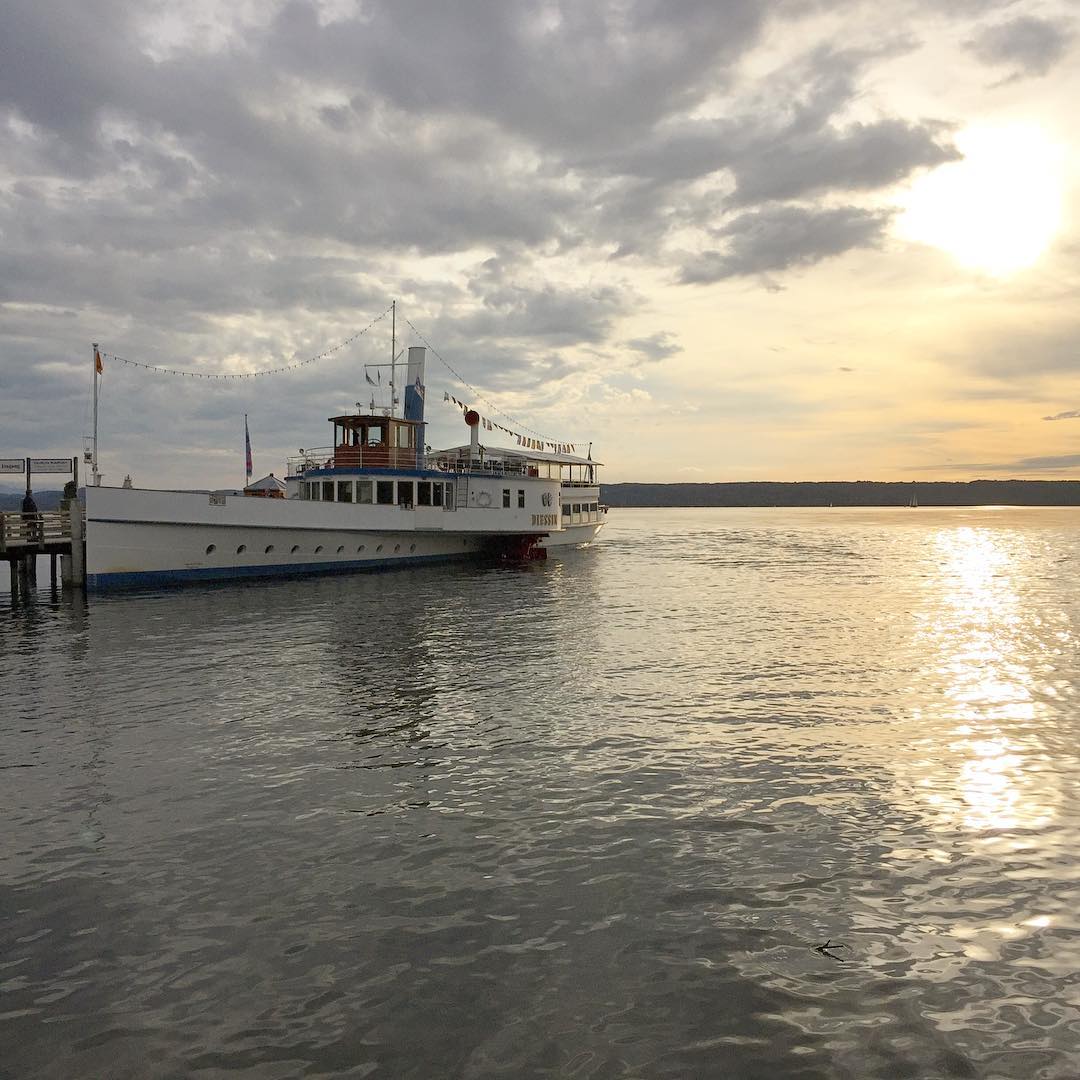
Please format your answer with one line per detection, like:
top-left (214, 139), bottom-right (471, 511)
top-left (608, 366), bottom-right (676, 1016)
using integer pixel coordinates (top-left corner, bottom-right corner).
top-left (315, 545), bottom-right (323, 553)
top-left (573, 503), bottom-right (582, 514)
top-left (322, 480), bottom-right (334, 502)
top-left (356, 480), bottom-right (373, 504)
top-left (265, 545), bottom-right (274, 554)
top-left (309, 483), bottom-right (319, 501)
top-left (397, 481), bottom-right (414, 508)
top-left (376, 481), bottom-right (394, 505)
top-left (357, 544), bottom-right (365, 553)
top-left (394, 543), bottom-right (401, 552)
top-left (417, 481), bottom-right (432, 506)
top-left (409, 543), bottom-right (416, 552)
top-left (236, 544), bottom-right (246, 554)
top-left (562, 503), bottom-right (571, 517)
top-left (375, 544), bottom-right (383, 552)
top-left (336, 545), bottom-right (344, 553)
top-left (432, 483), bottom-right (443, 507)
top-left (502, 488), bottom-right (511, 508)
top-left (205, 544), bottom-right (216, 554)
top-left (517, 489), bottom-right (525, 508)
top-left (291, 545), bottom-right (300, 553)
top-left (396, 425), bottom-right (412, 448)
top-left (337, 480), bottom-right (353, 503)
top-left (367, 425), bottom-right (384, 446)
top-left (444, 483), bottom-right (454, 509)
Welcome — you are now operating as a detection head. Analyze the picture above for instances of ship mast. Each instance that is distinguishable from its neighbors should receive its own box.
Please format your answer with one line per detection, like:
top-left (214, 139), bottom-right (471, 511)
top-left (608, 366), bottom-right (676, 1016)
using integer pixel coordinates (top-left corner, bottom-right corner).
top-left (390, 300), bottom-right (396, 418)
top-left (91, 341), bottom-right (101, 486)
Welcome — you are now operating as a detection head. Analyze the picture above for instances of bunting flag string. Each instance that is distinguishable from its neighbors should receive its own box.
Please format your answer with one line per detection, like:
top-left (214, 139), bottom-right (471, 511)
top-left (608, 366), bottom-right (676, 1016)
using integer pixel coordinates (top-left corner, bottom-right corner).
top-left (442, 393), bottom-right (577, 455)
top-left (404, 315), bottom-right (585, 447)
top-left (99, 303), bottom-right (394, 381)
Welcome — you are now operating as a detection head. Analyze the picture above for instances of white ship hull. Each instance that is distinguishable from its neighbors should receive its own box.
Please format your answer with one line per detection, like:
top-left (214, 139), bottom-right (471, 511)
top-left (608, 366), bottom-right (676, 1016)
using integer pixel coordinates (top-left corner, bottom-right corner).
top-left (542, 520), bottom-right (604, 548)
top-left (85, 483), bottom-right (565, 589)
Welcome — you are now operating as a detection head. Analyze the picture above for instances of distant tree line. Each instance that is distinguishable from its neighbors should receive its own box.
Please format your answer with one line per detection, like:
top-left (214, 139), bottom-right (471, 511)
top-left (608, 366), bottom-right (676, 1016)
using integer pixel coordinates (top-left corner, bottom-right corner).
top-left (599, 480), bottom-right (1080, 507)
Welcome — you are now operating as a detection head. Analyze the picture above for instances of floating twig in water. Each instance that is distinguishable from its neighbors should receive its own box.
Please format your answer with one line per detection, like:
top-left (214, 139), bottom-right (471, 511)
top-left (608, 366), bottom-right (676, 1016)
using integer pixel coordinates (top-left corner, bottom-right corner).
top-left (814, 939), bottom-right (848, 962)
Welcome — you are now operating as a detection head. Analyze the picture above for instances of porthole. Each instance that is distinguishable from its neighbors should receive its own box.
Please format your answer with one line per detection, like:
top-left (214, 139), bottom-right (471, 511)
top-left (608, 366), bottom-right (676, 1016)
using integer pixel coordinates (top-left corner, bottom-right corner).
top-left (314, 545), bottom-right (323, 554)
top-left (205, 543), bottom-right (216, 555)
top-left (291, 545), bottom-right (300, 554)
top-left (264, 545), bottom-right (274, 554)
top-left (236, 544), bottom-right (246, 554)
top-left (357, 544), bottom-right (365, 553)
top-left (409, 543), bottom-right (416, 552)
top-left (336, 545), bottom-right (345, 554)
top-left (375, 544), bottom-right (383, 553)
top-left (394, 544), bottom-right (400, 553)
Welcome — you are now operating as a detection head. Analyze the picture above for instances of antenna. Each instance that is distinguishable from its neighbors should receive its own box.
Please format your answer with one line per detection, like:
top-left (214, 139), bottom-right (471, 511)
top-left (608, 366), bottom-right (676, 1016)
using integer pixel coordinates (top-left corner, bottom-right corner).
top-left (390, 299), bottom-right (396, 419)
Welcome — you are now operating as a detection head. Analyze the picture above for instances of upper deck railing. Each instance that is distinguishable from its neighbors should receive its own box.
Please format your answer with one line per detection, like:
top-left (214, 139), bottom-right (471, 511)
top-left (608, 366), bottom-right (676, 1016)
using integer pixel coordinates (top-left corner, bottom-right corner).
top-left (286, 447), bottom-right (600, 486)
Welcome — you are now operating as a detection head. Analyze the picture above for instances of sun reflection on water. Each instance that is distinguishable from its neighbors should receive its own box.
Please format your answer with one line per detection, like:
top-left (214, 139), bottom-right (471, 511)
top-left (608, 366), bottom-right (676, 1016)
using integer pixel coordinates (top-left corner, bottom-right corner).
top-left (908, 527), bottom-right (1060, 834)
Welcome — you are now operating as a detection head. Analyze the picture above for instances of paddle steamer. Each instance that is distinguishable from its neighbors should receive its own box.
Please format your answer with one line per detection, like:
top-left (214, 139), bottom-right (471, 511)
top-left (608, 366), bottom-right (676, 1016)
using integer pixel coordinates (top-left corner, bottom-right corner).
top-left (84, 346), bottom-right (604, 589)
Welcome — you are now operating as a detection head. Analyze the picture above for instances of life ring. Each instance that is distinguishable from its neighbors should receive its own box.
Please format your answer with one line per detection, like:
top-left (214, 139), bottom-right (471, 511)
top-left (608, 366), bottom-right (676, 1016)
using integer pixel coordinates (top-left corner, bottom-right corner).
top-left (477, 491), bottom-right (492, 507)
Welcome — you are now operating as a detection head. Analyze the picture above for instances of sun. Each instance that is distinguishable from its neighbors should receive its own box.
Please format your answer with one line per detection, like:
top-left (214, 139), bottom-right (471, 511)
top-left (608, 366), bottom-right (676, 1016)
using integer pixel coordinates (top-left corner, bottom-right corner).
top-left (895, 124), bottom-right (1065, 276)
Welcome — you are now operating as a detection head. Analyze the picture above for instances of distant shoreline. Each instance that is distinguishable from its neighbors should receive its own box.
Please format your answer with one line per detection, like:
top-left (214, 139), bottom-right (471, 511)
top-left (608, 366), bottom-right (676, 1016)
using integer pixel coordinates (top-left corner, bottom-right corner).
top-left (600, 480), bottom-right (1080, 507)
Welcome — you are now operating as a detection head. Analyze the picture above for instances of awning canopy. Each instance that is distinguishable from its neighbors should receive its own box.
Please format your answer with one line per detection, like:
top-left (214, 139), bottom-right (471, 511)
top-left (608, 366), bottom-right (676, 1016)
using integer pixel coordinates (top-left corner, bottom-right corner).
top-left (245, 473), bottom-right (286, 492)
top-left (433, 444), bottom-right (601, 466)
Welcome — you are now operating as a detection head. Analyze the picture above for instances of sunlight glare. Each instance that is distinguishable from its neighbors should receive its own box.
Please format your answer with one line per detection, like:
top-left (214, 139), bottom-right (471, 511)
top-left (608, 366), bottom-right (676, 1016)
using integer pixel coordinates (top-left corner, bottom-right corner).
top-left (896, 124), bottom-right (1064, 276)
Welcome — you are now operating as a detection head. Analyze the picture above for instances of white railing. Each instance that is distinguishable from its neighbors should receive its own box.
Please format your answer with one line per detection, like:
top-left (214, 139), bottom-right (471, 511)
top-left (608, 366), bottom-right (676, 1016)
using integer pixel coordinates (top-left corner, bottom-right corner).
top-left (286, 448), bottom-right (600, 487)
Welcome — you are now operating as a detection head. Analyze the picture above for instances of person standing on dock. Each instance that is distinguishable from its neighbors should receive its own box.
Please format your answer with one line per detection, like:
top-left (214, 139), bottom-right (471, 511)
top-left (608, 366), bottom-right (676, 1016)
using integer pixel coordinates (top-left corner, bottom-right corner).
top-left (21, 488), bottom-right (41, 543)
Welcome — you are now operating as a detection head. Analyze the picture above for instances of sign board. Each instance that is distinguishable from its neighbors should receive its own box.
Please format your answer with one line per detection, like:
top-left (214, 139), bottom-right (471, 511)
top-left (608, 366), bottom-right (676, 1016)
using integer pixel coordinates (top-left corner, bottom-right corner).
top-left (0, 459), bottom-right (25, 474)
top-left (29, 458), bottom-right (74, 474)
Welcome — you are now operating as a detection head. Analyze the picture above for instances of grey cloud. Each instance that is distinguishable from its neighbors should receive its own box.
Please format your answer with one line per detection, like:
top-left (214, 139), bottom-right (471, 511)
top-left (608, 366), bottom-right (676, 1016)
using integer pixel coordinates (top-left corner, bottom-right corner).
top-left (914, 453), bottom-right (1080, 473)
top-left (1043, 410), bottom-right (1080, 421)
top-left (266, 0), bottom-right (766, 152)
top-left (624, 333), bottom-right (681, 364)
top-left (965, 15), bottom-right (1074, 79)
top-left (729, 116), bottom-right (956, 205)
top-left (679, 205), bottom-right (891, 283)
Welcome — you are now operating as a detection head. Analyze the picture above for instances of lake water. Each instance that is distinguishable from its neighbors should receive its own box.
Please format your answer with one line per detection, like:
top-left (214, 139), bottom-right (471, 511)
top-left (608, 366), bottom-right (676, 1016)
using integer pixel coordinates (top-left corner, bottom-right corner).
top-left (2, 507), bottom-right (1079, 1079)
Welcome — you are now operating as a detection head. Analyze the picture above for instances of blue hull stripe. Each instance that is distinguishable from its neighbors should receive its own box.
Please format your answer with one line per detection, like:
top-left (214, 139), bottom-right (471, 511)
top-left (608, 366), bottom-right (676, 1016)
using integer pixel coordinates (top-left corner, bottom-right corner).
top-left (86, 553), bottom-right (469, 591)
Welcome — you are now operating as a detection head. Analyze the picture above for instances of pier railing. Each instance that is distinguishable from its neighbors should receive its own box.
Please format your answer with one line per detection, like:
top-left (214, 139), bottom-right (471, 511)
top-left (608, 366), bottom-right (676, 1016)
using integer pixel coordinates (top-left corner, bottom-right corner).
top-left (0, 509), bottom-right (72, 551)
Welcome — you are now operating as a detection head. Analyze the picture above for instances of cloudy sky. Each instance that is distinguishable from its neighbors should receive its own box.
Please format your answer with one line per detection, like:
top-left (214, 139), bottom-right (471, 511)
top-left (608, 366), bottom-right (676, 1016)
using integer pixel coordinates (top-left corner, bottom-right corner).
top-left (1, 0), bottom-right (1077, 486)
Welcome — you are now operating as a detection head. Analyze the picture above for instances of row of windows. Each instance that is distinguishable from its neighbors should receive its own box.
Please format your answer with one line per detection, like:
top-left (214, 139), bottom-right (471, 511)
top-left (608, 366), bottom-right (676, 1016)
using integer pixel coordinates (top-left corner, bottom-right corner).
top-left (204, 541), bottom-right (425, 557)
top-left (501, 488), bottom-right (527, 508)
top-left (562, 502), bottom-right (600, 515)
top-left (302, 479), bottom-right (455, 509)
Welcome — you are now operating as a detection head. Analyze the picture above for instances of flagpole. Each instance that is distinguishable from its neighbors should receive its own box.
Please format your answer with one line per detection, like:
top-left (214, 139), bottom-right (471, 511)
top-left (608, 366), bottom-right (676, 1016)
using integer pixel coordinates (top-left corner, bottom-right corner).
top-left (390, 299), bottom-right (396, 419)
top-left (91, 342), bottom-right (100, 487)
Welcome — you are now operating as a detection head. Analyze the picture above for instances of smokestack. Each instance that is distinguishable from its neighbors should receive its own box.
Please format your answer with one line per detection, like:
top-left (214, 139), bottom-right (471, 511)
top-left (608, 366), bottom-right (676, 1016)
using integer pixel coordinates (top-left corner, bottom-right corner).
top-left (404, 346), bottom-right (426, 468)
top-left (465, 409), bottom-right (480, 465)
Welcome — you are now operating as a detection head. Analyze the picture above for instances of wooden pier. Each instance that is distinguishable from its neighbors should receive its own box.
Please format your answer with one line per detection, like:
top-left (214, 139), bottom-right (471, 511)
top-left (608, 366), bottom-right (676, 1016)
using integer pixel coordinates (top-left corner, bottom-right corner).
top-left (0, 502), bottom-right (85, 593)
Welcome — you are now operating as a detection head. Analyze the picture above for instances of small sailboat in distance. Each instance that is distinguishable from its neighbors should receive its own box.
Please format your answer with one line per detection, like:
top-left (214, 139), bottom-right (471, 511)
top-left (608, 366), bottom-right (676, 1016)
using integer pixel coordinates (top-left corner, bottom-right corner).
top-left (909, 486), bottom-right (918, 508)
